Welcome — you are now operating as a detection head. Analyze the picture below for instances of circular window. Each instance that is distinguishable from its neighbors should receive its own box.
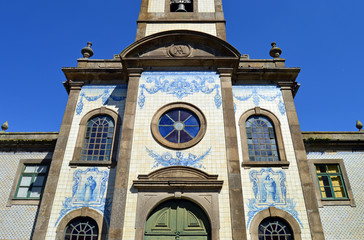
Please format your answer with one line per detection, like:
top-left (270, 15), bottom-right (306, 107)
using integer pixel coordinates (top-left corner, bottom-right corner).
top-left (151, 103), bottom-right (206, 149)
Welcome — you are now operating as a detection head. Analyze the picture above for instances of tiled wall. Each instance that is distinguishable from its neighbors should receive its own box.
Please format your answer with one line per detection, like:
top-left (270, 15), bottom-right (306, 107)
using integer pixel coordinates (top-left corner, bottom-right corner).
top-left (198, 0), bottom-right (216, 12)
top-left (44, 85), bottom-right (127, 239)
top-left (122, 71), bottom-right (233, 239)
top-left (145, 23), bottom-right (217, 37)
top-left (232, 85), bottom-right (312, 239)
top-left (307, 152), bottom-right (364, 240)
top-left (148, 0), bottom-right (165, 12)
top-left (0, 151), bottom-right (53, 240)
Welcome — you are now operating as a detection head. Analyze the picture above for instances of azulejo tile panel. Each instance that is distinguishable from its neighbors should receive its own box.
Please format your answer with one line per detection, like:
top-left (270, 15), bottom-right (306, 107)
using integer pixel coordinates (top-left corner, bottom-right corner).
top-left (233, 85), bottom-right (285, 115)
top-left (76, 85), bottom-right (127, 115)
top-left (138, 72), bottom-right (222, 109)
top-left (55, 167), bottom-right (111, 226)
top-left (247, 168), bottom-right (303, 228)
top-left (146, 147), bottom-right (211, 169)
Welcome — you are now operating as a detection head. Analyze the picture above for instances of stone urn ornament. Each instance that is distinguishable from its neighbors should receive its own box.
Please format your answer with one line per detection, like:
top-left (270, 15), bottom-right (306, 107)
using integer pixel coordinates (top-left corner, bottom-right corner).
top-left (81, 42), bottom-right (94, 58)
top-left (269, 42), bottom-right (282, 58)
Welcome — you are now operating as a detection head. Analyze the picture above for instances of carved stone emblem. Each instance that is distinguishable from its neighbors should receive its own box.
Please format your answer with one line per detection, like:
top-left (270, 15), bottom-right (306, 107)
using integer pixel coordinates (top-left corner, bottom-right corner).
top-left (168, 44), bottom-right (191, 57)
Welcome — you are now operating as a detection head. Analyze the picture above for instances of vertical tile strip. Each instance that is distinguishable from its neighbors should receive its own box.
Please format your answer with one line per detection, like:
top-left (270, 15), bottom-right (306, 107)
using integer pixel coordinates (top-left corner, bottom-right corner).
top-left (33, 82), bottom-right (83, 239)
top-left (108, 69), bottom-right (142, 240)
top-left (281, 87), bottom-right (325, 240)
top-left (219, 68), bottom-right (247, 240)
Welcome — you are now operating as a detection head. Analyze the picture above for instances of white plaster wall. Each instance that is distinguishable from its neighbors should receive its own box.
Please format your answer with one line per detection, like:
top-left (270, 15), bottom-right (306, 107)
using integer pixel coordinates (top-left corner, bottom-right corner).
top-left (198, 0), bottom-right (215, 12)
top-left (145, 23), bottom-right (217, 36)
top-left (122, 72), bottom-right (233, 239)
top-left (45, 85), bottom-right (127, 239)
top-left (232, 85), bottom-right (312, 240)
top-left (148, 0), bottom-right (165, 12)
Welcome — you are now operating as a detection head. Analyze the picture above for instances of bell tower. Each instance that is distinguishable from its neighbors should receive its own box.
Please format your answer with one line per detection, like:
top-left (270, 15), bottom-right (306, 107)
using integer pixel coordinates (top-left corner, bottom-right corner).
top-left (136, 0), bottom-right (226, 40)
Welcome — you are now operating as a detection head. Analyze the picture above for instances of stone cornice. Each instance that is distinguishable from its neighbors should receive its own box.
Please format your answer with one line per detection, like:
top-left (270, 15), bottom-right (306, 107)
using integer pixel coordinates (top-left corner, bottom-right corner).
top-left (302, 131), bottom-right (364, 151)
top-left (0, 132), bottom-right (58, 152)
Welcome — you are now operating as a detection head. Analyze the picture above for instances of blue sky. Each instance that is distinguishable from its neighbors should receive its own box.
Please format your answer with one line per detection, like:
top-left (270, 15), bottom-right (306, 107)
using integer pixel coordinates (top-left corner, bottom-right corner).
top-left (0, 0), bottom-right (362, 132)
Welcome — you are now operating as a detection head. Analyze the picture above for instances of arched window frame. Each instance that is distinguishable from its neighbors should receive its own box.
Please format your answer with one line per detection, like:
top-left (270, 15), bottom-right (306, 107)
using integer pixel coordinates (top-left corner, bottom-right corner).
top-left (239, 107), bottom-right (289, 168)
top-left (249, 207), bottom-right (302, 240)
top-left (71, 107), bottom-right (121, 167)
top-left (55, 207), bottom-right (107, 240)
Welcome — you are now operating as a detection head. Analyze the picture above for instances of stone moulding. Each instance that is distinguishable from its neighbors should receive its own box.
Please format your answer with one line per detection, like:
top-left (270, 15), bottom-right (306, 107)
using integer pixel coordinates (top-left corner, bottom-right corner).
top-left (133, 166), bottom-right (223, 190)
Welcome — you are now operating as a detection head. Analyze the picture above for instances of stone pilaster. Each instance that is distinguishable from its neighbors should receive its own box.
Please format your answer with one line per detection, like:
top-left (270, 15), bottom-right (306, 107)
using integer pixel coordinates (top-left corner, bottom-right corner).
top-left (281, 87), bottom-right (325, 240)
top-left (219, 68), bottom-right (247, 240)
top-left (33, 81), bottom-right (83, 240)
top-left (108, 68), bottom-right (142, 240)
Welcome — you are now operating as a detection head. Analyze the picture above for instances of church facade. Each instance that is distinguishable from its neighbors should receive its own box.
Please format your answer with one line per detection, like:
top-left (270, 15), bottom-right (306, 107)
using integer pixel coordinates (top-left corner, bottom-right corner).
top-left (0, 0), bottom-right (362, 239)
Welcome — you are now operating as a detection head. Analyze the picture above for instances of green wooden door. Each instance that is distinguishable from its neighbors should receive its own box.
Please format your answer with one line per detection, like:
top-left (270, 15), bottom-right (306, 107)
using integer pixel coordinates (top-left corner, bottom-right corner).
top-left (145, 199), bottom-right (211, 240)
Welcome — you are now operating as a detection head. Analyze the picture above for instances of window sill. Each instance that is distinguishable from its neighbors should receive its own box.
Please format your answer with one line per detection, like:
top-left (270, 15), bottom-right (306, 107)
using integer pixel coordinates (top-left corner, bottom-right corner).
top-left (242, 161), bottom-right (290, 169)
top-left (7, 199), bottom-right (40, 207)
top-left (319, 199), bottom-right (356, 207)
top-left (69, 160), bottom-right (114, 168)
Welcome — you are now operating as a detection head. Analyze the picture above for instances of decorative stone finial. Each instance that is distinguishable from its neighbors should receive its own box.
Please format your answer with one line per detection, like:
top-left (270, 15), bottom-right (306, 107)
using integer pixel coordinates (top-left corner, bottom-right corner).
top-left (1, 121), bottom-right (8, 132)
top-left (81, 42), bottom-right (94, 58)
top-left (356, 120), bottom-right (363, 131)
top-left (269, 42), bottom-right (282, 58)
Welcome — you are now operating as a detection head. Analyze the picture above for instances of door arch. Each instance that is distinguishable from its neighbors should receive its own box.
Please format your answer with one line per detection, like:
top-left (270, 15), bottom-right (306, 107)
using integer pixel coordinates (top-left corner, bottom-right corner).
top-left (145, 199), bottom-right (211, 240)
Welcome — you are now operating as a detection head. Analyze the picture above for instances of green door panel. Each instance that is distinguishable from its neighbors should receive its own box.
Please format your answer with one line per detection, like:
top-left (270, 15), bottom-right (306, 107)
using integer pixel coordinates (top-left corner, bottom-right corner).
top-left (145, 199), bottom-right (211, 240)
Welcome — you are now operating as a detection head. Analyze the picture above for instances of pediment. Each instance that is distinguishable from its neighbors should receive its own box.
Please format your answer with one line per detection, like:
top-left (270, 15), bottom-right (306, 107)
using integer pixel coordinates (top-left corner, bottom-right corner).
top-left (120, 30), bottom-right (241, 59)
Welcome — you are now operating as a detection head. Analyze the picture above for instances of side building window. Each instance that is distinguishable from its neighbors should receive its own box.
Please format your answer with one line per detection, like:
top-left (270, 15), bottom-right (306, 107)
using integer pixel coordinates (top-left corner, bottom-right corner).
top-left (7, 159), bottom-right (50, 206)
top-left (246, 116), bottom-right (279, 162)
top-left (15, 165), bottom-right (48, 199)
top-left (309, 159), bottom-right (355, 207)
top-left (316, 164), bottom-right (347, 200)
top-left (239, 107), bottom-right (289, 168)
top-left (71, 107), bottom-right (121, 167)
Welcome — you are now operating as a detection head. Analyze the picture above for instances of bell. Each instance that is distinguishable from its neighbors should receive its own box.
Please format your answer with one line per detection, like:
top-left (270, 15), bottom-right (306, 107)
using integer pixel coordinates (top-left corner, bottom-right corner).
top-left (176, 3), bottom-right (187, 12)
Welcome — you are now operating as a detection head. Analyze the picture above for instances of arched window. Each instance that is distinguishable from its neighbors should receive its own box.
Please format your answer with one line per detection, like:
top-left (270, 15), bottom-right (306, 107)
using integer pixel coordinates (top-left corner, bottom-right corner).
top-left (81, 115), bottom-right (115, 162)
top-left (64, 217), bottom-right (99, 240)
top-left (246, 116), bottom-right (279, 162)
top-left (258, 217), bottom-right (293, 240)
top-left (71, 108), bottom-right (120, 166)
top-left (239, 107), bottom-right (289, 168)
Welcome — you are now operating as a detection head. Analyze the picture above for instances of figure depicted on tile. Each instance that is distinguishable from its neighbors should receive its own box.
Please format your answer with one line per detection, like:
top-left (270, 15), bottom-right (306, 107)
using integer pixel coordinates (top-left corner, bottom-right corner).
top-left (247, 168), bottom-right (303, 228)
top-left (55, 167), bottom-right (110, 226)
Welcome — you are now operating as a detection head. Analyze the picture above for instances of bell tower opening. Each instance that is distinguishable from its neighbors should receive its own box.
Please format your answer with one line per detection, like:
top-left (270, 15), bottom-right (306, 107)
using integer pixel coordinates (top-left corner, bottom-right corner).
top-left (170, 0), bottom-right (193, 12)
top-left (136, 0), bottom-right (226, 41)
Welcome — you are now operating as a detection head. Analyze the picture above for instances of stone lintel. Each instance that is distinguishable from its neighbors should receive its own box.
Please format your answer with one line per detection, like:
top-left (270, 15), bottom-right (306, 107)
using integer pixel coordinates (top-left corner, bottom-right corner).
top-left (133, 180), bottom-right (224, 190)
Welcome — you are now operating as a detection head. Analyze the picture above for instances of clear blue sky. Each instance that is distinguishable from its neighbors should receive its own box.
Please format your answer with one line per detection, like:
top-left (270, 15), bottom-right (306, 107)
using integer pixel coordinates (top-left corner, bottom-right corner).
top-left (0, 0), bottom-right (363, 132)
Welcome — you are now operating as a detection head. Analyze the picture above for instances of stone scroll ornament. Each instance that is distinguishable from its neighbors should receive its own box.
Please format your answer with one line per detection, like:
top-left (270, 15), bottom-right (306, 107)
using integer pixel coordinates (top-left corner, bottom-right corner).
top-left (246, 168), bottom-right (303, 228)
top-left (55, 167), bottom-right (111, 226)
top-left (138, 72), bottom-right (222, 109)
top-left (76, 85), bottom-right (127, 115)
top-left (233, 85), bottom-right (286, 115)
top-left (146, 147), bottom-right (211, 169)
